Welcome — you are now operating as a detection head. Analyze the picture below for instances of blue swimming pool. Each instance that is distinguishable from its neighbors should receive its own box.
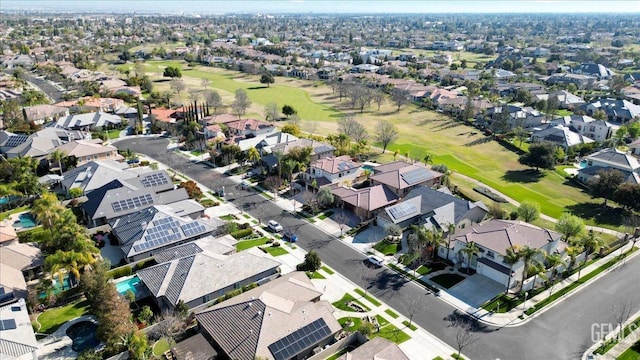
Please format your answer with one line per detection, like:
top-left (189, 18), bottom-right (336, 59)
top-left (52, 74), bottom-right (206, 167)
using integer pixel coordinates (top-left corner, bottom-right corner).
top-left (13, 213), bottom-right (37, 229)
top-left (39, 275), bottom-right (75, 299)
top-left (579, 160), bottom-right (588, 169)
top-left (116, 276), bottom-right (142, 297)
top-left (66, 321), bottom-right (100, 353)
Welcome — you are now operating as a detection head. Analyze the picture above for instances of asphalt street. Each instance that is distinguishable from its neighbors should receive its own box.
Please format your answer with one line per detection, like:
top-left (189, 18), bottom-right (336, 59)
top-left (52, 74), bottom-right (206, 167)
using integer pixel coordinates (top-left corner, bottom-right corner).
top-left (116, 137), bottom-right (640, 360)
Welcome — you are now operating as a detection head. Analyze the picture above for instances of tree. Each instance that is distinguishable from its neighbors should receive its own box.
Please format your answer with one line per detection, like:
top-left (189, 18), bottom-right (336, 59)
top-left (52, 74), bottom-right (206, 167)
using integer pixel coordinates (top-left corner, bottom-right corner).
top-left (282, 124), bottom-right (301, 137)
top-left (518, 142), bottom-right (556, 171)
top-left (317, 186), bottom-right (334, 209)
top-left (32, 192), bottom-right (64, 233)
top-left (264, 175), bottom-right (283, 199)
top-left (503, 247), bottom-right (521, 293)
top-left (566, 244), bottom-right (584, 277)
top-left (613, 183), bottom-right (640, 211)
top-left (556, 214), bottom-right (585, 241)
top-left (247, 147), bottom-right (260, 167)
top-left (204, 90), bottom-right (223, 114)
top-left (423, 153), bottom-right (434, 166)
top-left (449, 317), bottom-right (478, 359)
top-left (338, 115), bottom-right (368, 143)
top-left (260, 72), bottom-right (275, 87)
top-left (580, 230), bottom-right (603, 263)
top-left (264, 102), bottom-right (279, 121)
top-left (375, 121), bottom-right (399, 153)
top-left (170, 78), bottom-right (186, 96)
top-left (518, 246), bottom-right (541, 293)
top-left (178, 180), bottom-right (203, 199)
top-left (460, 242), bottom-right (479, 272)
top-left (163, 66), bottom-right (182, 78)
top-left (544, 252), bottom-right (565, 283)
top-left (297, 250), bottom-right (322, 271)
top-left (49, 150), bottom-right (67, 176)
top-left (232, 89), bottom-right (252, 118)
top-left (589, 169), bottom-right (625, 202)
top-left (282, 104), bottom-right (296, 118)
top-left (372, 89), bottom-right (385, 111)
top-left (517, 201), bottom-right (540, 222)
top-left (391, 88), bottom-right (410, 111)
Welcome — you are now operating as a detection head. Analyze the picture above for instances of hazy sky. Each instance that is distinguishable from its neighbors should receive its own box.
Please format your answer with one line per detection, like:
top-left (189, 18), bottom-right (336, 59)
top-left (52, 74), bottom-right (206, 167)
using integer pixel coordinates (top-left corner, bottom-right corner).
top-left (2, 0), bottom-right (639, 14)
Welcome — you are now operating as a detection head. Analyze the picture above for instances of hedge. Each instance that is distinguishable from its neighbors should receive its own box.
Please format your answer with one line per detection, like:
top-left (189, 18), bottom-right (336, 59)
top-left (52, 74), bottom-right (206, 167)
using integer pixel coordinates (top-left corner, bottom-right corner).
top-left (230, 228), bottom-right (253, 239)
top-left (473, 186), bottom-right (508, 203)
top-left (107, 265), bottom-right (133, 279)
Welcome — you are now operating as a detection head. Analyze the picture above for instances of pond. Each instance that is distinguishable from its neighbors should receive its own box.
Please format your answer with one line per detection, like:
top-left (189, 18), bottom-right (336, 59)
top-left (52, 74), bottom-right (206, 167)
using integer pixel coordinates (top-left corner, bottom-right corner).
top-left (66, 321), bottom-right (100, 353)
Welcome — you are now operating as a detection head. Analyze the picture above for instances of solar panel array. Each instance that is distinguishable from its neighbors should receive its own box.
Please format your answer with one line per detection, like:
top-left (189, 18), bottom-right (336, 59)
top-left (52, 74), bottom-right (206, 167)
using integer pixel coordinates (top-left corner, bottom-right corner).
top-left (133, 217), bottom-right (184, 253)
top-left (141, 172), bottom-right (169, 188)
top-left (180, 222), bottom-right (207, 237)
top-left (388, 201), bottom-right (418, 220)
top-left (401, 168), bottom-right (431, 185)
top-left (0, 319), bottom-right (17, 331)
top-left (4, 135), bottom-right (29, 148)
top-left (111, 194), bottom-right (154, 213)
top-left (268, 318), bottom-right (331, 360)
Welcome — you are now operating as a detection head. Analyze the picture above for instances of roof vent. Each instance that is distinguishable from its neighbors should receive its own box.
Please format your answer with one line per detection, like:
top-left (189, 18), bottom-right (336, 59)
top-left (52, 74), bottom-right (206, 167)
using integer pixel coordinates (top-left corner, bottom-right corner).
top-left (257, 311), bottom-right (262, 316)
top-left (248, 302), bottom-right (252, 307)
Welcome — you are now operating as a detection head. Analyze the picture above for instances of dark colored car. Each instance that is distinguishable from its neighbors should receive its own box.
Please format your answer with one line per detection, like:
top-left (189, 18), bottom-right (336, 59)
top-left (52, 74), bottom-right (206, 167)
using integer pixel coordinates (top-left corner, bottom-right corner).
top-left (282, 230), bottom-right (298, 242)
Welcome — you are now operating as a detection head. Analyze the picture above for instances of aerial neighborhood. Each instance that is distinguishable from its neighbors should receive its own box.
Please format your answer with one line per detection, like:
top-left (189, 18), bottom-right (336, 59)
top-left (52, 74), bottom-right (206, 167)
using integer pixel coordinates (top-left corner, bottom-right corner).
top-left (0, 3), bottom-right (639, 360)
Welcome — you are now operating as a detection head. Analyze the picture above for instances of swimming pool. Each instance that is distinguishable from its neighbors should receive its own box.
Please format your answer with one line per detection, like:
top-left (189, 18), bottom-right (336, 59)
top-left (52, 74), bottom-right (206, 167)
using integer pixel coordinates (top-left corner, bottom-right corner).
top-left (13, 213), bottom-right (37, 229)
top-left (579, 160), bottom-right (588, 169)
top-left (39, 275), bottom-right (75, 299)
top-left (66, 321), bottom-right (100, 353)
top-left (115, 276), bottom-right (142, 297)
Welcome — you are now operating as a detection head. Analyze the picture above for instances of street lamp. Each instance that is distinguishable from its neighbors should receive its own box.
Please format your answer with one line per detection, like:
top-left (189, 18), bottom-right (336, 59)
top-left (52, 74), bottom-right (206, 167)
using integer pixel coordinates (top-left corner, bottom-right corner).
top-left (522, 291), bottom-right (529, 316)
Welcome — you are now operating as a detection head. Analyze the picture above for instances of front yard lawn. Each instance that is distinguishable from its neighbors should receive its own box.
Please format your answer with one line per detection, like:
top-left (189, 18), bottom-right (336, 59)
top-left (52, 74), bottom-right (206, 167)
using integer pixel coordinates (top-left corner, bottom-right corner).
top-left (338, 317), bottom-right (362, 333)
top-left (617, 341), bottom-right (640, 360)
top-left (236, 237), bottom-right (269, 251)
top-left (354, 288), bottom-right (382, 307)
top-left (430, 274), bottom-right (465, 289)
top-left (332, 293), bottom-right (370, 312)
top-left (36, 299), bottom-right (90, 334)
top-left (321, 266), bottom-right (335, 275)
top-left (262, 246), bottom-right (288, 256)
top-left (371, 324), bottom-right (411, 344)
top-left (373, 240), bottom-right (398, 256)
top-left (385, 309), bottom-right (399, 319)
top-left (416, 265), bottom-right (431, 275)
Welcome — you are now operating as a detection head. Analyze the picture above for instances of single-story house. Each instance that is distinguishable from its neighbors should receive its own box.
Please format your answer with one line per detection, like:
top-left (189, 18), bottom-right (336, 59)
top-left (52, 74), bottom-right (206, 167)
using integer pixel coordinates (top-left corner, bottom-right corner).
top-left (196, 272), bottom-right (342, 360)
top-left (52, 140), bottom-right (123, 166)
top-left (0, 299), bottom-right (39, 360)
top-left (59, 160), bottom-right (136, 195)
top-left (22, 104), bottom-right (70, 125)
top-left (531, 125), bottom-right (594, 151)
top-left (51, 112), bottom-right (122, 131)
top-left (3, 128), bottom-right (89, 159)
top-left (337, 337), bottom-right (410, 360)
top-left (332, 184), bottom-right (399, 220)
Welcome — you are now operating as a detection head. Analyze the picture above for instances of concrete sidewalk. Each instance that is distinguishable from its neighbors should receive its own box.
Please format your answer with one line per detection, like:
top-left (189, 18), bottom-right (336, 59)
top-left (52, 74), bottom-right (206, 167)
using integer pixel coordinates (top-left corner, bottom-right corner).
top-left (582, 308), bottom-right (640, 360)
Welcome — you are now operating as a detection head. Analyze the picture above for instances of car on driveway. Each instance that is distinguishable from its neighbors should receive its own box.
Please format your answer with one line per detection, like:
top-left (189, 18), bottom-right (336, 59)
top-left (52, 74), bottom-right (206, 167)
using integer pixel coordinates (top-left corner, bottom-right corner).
top-left (367, 255), bottom-right (384, 267)
top-left (282, 230), bottom-right (298, 242)
top-left (268, 220), bottom-right (283, 233)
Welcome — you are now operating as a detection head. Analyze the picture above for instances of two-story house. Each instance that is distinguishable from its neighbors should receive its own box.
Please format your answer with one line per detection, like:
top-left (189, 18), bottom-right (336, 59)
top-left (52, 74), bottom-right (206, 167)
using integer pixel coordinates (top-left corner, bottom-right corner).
top-left (584, 99), bottom-right (640, 124)
top-left (564, 115), bottom-right (617, 142)
top-left (369, 161), bottom-right (443, 198)
top-left (577, 148), bottom-right (640, 185)
top-left (305, 156), bottom-right (362, 189)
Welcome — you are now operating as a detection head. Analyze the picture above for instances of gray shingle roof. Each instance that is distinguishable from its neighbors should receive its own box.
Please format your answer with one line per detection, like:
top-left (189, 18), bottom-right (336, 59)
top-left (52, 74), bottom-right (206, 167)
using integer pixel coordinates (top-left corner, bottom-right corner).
top-left (137, 262), bottom-right (171, 297)
top-left (164, 256), bottom-right (195, 305)
top-left (153, 242), bottom-right (203, 263)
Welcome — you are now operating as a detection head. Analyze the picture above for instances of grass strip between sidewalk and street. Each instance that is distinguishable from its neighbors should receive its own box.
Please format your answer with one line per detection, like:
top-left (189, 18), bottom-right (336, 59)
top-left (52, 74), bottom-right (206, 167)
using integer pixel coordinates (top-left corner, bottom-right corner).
top-left (385, 309), bottom-right (400, 319)
top-left (594, 315), bottom-right (640, 355)
top-left (402, 320), bottom-right (418, 331)
top-left (354, 288), bottom-right (382, 307)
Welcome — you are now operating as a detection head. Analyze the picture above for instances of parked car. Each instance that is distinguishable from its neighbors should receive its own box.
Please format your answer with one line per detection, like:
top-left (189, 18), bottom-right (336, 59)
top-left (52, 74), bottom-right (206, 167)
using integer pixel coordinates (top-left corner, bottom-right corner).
top-left (282, 230), bottom-right (298, 242)
top-left (367, 255), bottom-right (384, 267)
top-left (239, 181), bottom-right (251, 190)
top-left (268, 220), bottom-right (283, 233)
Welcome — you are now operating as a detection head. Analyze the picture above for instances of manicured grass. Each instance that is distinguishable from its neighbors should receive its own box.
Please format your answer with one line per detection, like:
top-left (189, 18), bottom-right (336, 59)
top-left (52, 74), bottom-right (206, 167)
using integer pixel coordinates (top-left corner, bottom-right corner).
top-left (338, 317), bottom-right (362, 332)
top-left (236, 237), bottom-right (269, 251)
top-left (373, 240), bottom-right (398, 256)
top-left (36, 300), bottom-right (90, 334)
top-left (371, 324), bottom-right (411, 344)
top-left (306, 271), bottom-right (326, 279)
top-left (190, 150), bottom-right (204, 156)
top-left (318, 210), bottom-right (334, 220)
top-left (105, 129), bottom-right (122, 140)
top-left (430, 274), bottom-right (466, 289)
top-left (595, 315), bottom-right (640, 355)
top-left (354, 288), bottom-right (382, 307)
top-left (321, 266), bottom-right (335, 275)
top-left (416, 265), bottom-right (431, 275)
top-left (385, 309), bottom-right (400, 319)
top-left (617, 341), bottom-right (640, 360)
top-left (262, 246), bottom-right (289, 256)
top-left (242, 214), bottom-right (251, 219)
top-left (556, 109), bottom-right (574, 116)
top-left (0, 205), bottom-right (29, 221)
top-left (152, 338), bottom-right (171, 357)
top-left (219, 214), bottom-right (235, 221)
top-left (402, 320), bottom-right (418, 331)
top-left (332, 293), bottom-right (371, 312)
top-left (326, 348), bottom-right (349, 360)
top-left (375, 315), bottom-right (390, 327)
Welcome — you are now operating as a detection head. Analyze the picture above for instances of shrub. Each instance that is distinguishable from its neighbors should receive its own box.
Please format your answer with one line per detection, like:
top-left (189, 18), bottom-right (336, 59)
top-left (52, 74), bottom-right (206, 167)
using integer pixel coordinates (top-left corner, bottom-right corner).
top-left (106, 265), bottom-right (133, 279)
top-left (474, 186), bottom-right (508, 203)
top-left (272, 241), bottom-right (281, 247)
top-left (238, 222), bottom-right (251, 230)
top-left (509, 211), bottom-right (519, 220)
top-left (358, 322), bottom-right (375, 336)
top-left (230, 228), bottom-right (253, 239)
top-left (134, 259), bottom-right (157, 271)
top-left (68, 188), bottom-right (84, 198)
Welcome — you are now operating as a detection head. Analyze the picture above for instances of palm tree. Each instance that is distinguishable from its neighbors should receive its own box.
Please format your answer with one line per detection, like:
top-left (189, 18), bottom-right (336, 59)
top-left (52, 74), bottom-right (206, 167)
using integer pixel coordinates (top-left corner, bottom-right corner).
top-left (444, 223), bottom-right (456, 261)
top-left (247, 147), bottom-right (260, 168)
top-left (460, 241), bottom-right (479, 272)
top-left (32, 192), bottom-right (64, 234)
top-left (503, 247), bottom-right (521, 293)
top-left (566, 244), bottom-right (584, 278)
top-left (581, 230), bottom-right (604, 265)
top-left (518, 246), bottom-right (541, 293)
top-left (423, 153), bottom-right (434, 166)
top-left (426, 228), bottom-right (446, 259)
top-left (529, 261), bottom-right (547, 290)
top-left (49, 150), bottom-right (67, 176)
top-left (544, 252), bottom-right (566, 284)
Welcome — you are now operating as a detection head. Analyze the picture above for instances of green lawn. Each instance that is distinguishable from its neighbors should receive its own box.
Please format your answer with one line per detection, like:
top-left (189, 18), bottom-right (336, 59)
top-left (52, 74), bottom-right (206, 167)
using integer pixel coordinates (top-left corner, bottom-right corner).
top-left (371, 324), bottom-right (411, 344)
top-left (36, 300), bottom-right (90, 334)
top-left (219, 214), bottom-right (235, 221)
top-left (0, 205), bottom-right (29, 221)
top-left (402, 320), bottom-right (418, 331)
top-left (430, 274), bottom-right (466, 289)
top-left (321, 265), bottom-right (335, 275)
top-left (262, 246), bottom-right (288, 256)
top-left (236, 237), bottom-right (269, 251)
top-left (332, 293), bottom-right (371, 312)
top-left (354, 288), bottom-right (382, 306)
top-left (338, 316), bottom-right (362, 332)
top-left (105, 129), bottom-right (122, 140)
top-left (375, 315), bottom-right (390, 327)
top-left (618, 341), bottom-right (640, 360)
top-left (416, 265), bottom-right (431, 275)
top-left (373, 240), bottom-right (398, 256)
top-left (152, 338), bottom-right (171, 357)
top-left (306, 271), bottom-right (326, 279)
top-left (385, 309), bottom-right (400, 319)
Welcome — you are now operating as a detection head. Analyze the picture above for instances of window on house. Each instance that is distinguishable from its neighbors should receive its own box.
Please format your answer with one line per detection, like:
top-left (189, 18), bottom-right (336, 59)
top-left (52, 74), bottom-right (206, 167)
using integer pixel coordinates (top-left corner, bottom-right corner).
top-left (487, 251), bottom-right (495, 259)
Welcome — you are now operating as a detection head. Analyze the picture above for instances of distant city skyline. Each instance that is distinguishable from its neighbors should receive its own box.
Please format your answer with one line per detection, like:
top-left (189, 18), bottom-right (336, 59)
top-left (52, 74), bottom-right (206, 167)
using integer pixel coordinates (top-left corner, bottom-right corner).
top-left (2, 0), bottom-right (639, 14)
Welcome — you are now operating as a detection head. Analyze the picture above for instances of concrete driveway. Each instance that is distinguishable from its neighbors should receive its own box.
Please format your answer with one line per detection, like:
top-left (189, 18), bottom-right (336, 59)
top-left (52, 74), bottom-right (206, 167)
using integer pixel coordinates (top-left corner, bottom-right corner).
top-left (446, 274), bottom-right (504, 308)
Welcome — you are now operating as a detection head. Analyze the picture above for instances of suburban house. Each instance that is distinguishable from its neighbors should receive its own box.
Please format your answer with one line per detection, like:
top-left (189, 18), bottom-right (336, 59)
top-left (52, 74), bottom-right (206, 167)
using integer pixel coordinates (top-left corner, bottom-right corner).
top-left (332, 184), bottom-right (400, 220)
top-left (203, 124), bottom-right (225, 141)
top-left (531, 124), bottom-right (594, 151)
top-left (267, 138), bottom-right (336, 161)
top-left (0, 231), bottom-right (43, 303)
top-left (535, 90), bottom-right (585, 110)
top-left (22, 104), bottom-right (70, 125)
top-left (3, 128), bottom-right (89, 159)
top-left (337, 337), bottom-right (410, 360)
top-left (544, 73), bottom-right (596, 89)
top-left (305, 156), bottom-right (362, 189)
top-left (0, 299), bottom-right (38, 360)
top-left (50, 112), bottom-right (123, 131)
top-left (484, 105), bottom-right (545, 130)
top-left (572, 63), bottom-right (615, 80)
top-left (195, 271), bottom-right (342, 360)
top-left (630, 138), bottom-right (640, 157)
top-left (450, 220), bottom-right (568, 291)
top-left (381, 186), bottom-right (488, 234)
top-left (58, 160), bottom-right (137, 195)
top-left (369, 161), bottom-right (443, 198)
top-left (167, 333), bottom-right (217, 360)
top-left (562, 115), bottom-right (617, 142)
top-left (52, 140), bottom-right (123, 166)
top-left (225, 118), bottom-right (275, 137)
top-left (136, 236), bottom-right (281, 310)
top-left (109, 206), bottom-right (224, 262)
top-left (577, 148), bottom-right (640, 185)
top-left (584, 99), bottom-right (640, 124)
top-left (76, 97), bottom-right (126, 113)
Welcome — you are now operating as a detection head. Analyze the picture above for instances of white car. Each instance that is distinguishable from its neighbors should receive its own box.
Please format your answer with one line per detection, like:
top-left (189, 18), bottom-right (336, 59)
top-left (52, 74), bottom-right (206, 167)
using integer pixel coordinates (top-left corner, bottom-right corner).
top-left (367, 255), bottom-right (384, 267)
top-left (268, 220), bottom-right (283, 233)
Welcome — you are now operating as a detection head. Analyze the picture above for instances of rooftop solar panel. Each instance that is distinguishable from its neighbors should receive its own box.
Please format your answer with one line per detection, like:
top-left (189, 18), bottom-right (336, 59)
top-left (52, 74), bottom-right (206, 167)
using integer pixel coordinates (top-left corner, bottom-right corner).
top-left (388, 201), bottom-right (418, 220)
top-left (268, 318), bottom-right (331, 360)
top-left (0, 319), bottom-right (17, 331)
top-left (401, 168), bottom-right (431, 186)
top-left (111, 193), bottom-right (154, 213)
top-left (141, 172), bottom-right (169, 188)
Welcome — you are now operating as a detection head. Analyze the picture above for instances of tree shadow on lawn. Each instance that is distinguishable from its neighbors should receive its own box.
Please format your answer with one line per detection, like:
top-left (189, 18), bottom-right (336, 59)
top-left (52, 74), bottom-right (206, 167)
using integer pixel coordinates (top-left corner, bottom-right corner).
top-left (153, 79), bottom-right (171, 83)
top-left (432, 121), bottom-right (464, 131)
top-left (501, 169), bottom-right (545, 183)
top-left (565, 202), bottom-right (627, 227)
top-left (247, 86), bottom-right (269, 90)
top-left (464, 136), bottom-right (493, 147)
